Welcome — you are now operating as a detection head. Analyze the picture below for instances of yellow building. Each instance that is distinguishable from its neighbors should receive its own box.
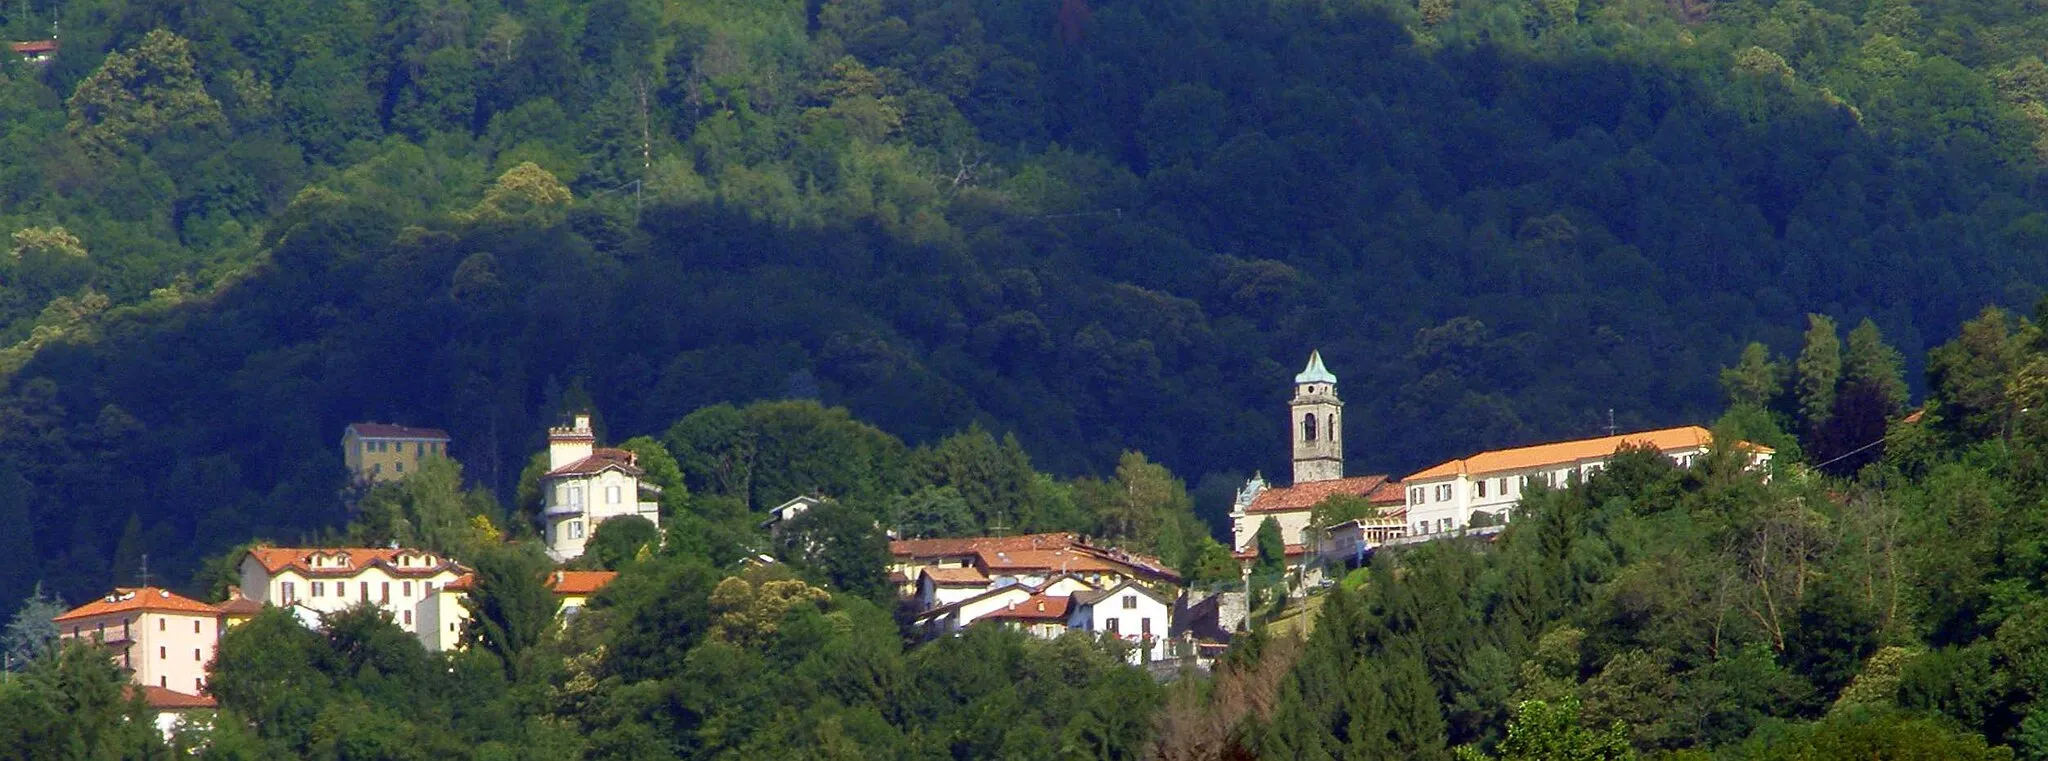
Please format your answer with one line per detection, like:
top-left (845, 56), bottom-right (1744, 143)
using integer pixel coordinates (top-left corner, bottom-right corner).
top-left (544, 570), bottom-right (617, 619)
top-left (342, 423), bottom-right (451, 483)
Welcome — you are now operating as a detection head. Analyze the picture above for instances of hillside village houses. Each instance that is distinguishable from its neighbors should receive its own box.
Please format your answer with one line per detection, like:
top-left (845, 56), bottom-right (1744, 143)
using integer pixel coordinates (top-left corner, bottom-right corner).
top-left (894, 533), bottom-right (1187, 662)
top-left (541, 413), bottom-right (664, 562)
top-left (342, 422), bottom-right (451, 484)
top-left (52, 586), bottom-right (245, 736)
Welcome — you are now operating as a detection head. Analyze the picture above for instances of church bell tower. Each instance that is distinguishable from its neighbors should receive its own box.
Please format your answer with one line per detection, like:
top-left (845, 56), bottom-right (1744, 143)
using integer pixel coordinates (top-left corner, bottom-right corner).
top-left (1291, 350), bottom-right (1344, 484)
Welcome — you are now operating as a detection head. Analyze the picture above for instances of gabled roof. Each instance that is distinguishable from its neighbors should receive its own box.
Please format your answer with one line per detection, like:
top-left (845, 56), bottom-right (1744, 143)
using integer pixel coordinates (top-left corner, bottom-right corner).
top-left (891, 532), bottom-right (1080, 559)
top-left (54, 587), bottom-right (218, 622)
top-left (133, 685), bottom-right (216, 710)
top-left (215, 587), bottom-right (262, 617)
top-left (1296, 350), bottom-right (1336, 385)
top-left (1405, 426), bottom-right (1772, 481)
top-left (1072, 579), bottom-right (1174, 608)
top-left (981, 593), bottom-right (1070, 621)
top-left (1245, 475), bottom-right (1402, 514)
top-left (346, 423), bottom-right (450, 441)
top-left (544, 570), bottom-right (617, 596)
top-left (545, 447), bottom-right (643, 478)
top-left (243, 546), bottom-right (462, 578)
top-left (919, 567), bottom-right (990, 586)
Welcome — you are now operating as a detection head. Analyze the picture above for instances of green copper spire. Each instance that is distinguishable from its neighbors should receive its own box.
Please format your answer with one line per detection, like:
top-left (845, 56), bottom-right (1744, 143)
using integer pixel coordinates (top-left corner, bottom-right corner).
top-left (1295, 350), bottom-right (1336, 385)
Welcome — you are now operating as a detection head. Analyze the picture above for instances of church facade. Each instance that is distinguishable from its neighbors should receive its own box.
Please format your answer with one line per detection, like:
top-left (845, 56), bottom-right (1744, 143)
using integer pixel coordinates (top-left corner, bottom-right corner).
top-left (1229, 351), bottom-right (1406, 570)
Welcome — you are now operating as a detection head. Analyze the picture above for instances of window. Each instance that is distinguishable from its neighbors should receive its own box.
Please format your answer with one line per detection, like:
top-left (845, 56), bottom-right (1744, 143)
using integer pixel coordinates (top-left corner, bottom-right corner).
top-left (1439, 519), bottom-right (1450, 532)
top-left (193, 648), bottom-right (201, 661)
top-left (281, 582), bottom-right (296, 604)
top-left (312, 582), bottom-right (324, 597)
top-left (192, 621), bottom-right (200, 634)
top-left (159, 646), bottom-right (166, 660)
top-left (1409, 487), bottom-right (1423, 504)
top-left (418, 442), bottom-right (426, 456)
top-left (360, 582), bottom-right (369, 600)
top-left (1142, 618), bottom-right (1152, 635)
top-left (1501, 478), bottom-right (1511, 495)
top-left (607, 485), bottom-right (621, 504)
top-left (335, 583), bottom-right (346, 600)
top-left (1122, 595), bottom-right (1137, 610)
top-left (403, 581), bottom-right (412, 597)
top-left (372, 463), bottom-right (381, 475)
top-left (1477, 480), bottom-right (1488, 498)
top-left (1328, 413), bottom-right (1337, 440)
top-left (569, 486), bottom-right (583, 506)
top-left (424, 581), bottom-right (435, 595)
top-left (569, 521), bottom-right (585, 539)
top-left (403, 611), bottom-right (413, 626)
top-left (1302, 413), bottom-right (1317, 442)
top-left (395, 461), bottom-right (404, 473)
top-left (160, 676), bottom-right (166, 688)
top-left (1107, 617), bottom-right (1121, 635)
top-left (381, 582), bottom-right (390, 603)
top-left (1435, 484), bottom-right (1452, 501)
top-left (158, 618), bottom-right (165, 631)
top-left (195, 678), bottom-right (203, 691)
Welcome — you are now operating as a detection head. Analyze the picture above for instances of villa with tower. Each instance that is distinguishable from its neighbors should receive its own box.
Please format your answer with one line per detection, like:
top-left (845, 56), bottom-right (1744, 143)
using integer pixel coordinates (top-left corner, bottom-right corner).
top-left (542, 413), bottom-right (664, 561)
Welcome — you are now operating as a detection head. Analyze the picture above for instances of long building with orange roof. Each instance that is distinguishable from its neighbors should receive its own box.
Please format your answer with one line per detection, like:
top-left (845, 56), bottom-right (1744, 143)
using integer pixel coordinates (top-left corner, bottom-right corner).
top-left (889, 532), bottom-right (1180, 600)
top-left (1402, 425), bottom-right (1774, 535)
top-left (237, 545), bottom-right (466, 641)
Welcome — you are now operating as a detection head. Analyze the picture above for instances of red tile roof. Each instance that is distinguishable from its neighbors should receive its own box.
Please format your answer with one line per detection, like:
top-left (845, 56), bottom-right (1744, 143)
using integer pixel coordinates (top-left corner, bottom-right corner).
top-left (980, 593), bottom-right (1070, 621)
top-left (215, 587), bottom-right (263, 616)
top-left (919, 567), bottom-right (990, 586)
top-left (346, 423), bottom-right (450, 440)
top-left (1245, 475), bottom-right (1401, 514)
top-left (1233, 543), bottom-right (1311, 560)
top-left (54, 588), bottom-right (219, 622)
top-left (134, 686), bottom-right (216, 710)
top-left (244, 547), bottom-right (461, 578)
top-left (545, 447), bottom-right (643, 477)
top-left (444, 573), bottom-right (476, 591)
top-left (977, 548), bottom-right (1122, 574)
top-left (545, 570), bottom-right (617, 595)
top-left (890, 533), bottom-right (1081, 559)
top-left (9, 40), bottom-right (56, 55)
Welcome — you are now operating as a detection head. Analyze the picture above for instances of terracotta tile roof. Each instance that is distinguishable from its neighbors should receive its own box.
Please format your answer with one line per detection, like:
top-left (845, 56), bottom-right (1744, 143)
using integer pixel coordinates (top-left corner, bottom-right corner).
top-left (545, 447), bottom-right (643, 477)
top-left (215, 587), bottom-right (263, 616)
top-left (1405, 426), bottom-right (1770, 481)
top-left (444, 573), bottom-right (476, 591)
top-left (980, 593), bottom-right (1070, 621)
top-left (919, 567), bottom-right (990, 586)
top-left (346, 423), bottom-right (450, 440)
top-left (54, 588), bottom-right (219, 622)
top-left (1072, 579), bottom-right (1173, 607)
top-left (244, 546), bottom-right (461, 578)
top-left (133, 686), bottom-right (216, 710)
top-left (9, 40), bottom-right (56, 55)
top-left (976, 548), bottom-right (1122, 574)
top-left (1246, 475), bottom-right (1400, 514)
top-left (545, 570), bottom-right (617, 596)
top-left (890, 533), bottom-right (1080, 559)
top-left (1233, 543), bottom-right (1312, 560)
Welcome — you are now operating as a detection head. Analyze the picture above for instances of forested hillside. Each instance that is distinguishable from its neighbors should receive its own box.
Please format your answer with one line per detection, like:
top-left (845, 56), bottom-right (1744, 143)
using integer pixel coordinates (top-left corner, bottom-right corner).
top-left (5, 0), bottom-right (2048, 605)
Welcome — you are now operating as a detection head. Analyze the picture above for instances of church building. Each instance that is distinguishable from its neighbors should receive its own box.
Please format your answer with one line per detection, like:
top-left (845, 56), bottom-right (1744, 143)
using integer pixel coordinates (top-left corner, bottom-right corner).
top-left (1229, 351), bottom-right (1406, 568)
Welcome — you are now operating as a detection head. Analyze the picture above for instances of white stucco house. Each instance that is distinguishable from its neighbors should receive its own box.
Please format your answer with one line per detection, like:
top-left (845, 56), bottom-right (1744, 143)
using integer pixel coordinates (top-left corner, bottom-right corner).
top-left (541, 414), bottom-right (663, 562)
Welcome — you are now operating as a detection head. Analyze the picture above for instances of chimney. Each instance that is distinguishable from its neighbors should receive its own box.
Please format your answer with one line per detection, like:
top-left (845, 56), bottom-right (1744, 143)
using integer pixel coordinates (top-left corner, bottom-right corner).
top-left (548, 413), bottom-right (596, 471)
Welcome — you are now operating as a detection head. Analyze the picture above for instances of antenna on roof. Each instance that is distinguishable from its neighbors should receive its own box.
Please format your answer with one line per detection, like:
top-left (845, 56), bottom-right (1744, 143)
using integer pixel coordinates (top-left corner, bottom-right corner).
top-left (1606, 409), bottom-right (1617, 437)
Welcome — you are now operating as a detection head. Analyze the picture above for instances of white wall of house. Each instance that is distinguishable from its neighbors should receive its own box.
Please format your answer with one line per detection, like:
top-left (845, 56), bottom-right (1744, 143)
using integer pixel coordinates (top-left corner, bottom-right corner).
top-left (416, 587), bottom-right (471, 652)
top-left (238, 557), bottom-right (460, 635)
top-left (544, 469), bottom-right (662, 561)
top-left (1068, 586), bottom-right (1171, 663)
top-left (1230, 508), bottom-right (1315, 554)
top-left (1403, 445), bottom-right (1730, 533)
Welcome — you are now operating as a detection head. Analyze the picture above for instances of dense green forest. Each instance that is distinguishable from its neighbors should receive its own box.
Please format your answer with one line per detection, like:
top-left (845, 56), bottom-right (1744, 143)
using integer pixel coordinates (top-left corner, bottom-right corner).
top-left (8, 0), bottom-right (2048, 608)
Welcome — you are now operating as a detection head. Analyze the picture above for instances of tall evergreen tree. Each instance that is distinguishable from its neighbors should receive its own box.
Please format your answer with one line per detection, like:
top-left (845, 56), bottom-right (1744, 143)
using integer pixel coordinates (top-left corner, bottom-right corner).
top-left (1795, 314), bottom-right (1843, 443)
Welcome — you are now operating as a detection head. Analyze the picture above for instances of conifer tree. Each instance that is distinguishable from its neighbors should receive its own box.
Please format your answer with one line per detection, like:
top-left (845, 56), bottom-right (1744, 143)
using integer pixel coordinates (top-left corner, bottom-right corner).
top-left (1795, 314), bottom-right (1843, 440)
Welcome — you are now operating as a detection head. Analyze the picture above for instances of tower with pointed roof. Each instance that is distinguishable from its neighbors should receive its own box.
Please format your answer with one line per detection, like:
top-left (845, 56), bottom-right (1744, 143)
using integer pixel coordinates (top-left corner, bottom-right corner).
top-left (1291, 350), bottom-right (1344, 484)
